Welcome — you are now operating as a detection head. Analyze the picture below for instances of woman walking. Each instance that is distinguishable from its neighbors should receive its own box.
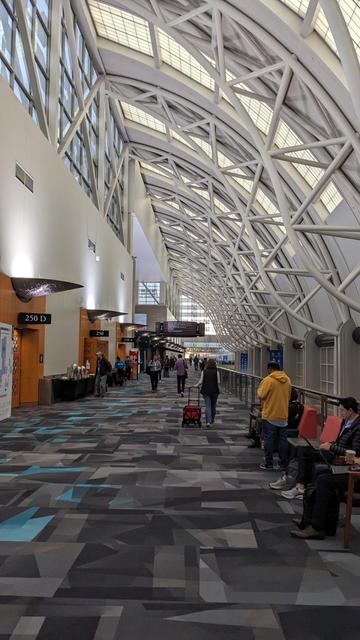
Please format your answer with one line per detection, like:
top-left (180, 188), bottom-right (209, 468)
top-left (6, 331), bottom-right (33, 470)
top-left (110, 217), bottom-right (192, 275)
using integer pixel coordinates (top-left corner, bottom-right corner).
top-left (175, 354), bottom-right (188, 397)
top-left (195, 359), bottom-right (220, 428)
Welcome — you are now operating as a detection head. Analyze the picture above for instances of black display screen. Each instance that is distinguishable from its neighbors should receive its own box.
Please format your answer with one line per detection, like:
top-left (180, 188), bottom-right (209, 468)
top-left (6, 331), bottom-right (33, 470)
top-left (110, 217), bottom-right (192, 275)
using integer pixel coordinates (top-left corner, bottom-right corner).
top-left (155, 321), bottom-right (205, 337)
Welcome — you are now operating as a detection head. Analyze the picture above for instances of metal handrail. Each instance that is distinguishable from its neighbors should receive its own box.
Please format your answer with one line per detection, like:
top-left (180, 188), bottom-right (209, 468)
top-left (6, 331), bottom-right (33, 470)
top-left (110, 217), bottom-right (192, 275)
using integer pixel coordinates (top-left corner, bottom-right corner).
top-left (217, 367), bottom-right (345, 427)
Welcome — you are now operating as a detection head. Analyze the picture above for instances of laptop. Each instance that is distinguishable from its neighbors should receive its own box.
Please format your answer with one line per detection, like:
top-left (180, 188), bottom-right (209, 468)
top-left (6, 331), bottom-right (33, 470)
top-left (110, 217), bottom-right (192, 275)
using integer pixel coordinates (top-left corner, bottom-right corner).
top-left (302, 436), bottom-right (349, 475)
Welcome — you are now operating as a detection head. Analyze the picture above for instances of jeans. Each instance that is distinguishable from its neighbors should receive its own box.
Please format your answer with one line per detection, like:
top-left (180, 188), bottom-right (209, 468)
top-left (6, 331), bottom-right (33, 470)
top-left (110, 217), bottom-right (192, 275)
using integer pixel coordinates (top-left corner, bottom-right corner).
top-left (262, 421), bottom-right (288, 467)
top-left (311, 471), bottom-right (346, 531)
top-left (150, 371), bottom-right (158, 390)
top-left (204, 393), bottom-right (218, 425)
top-left (95, 374), bottom-right (107, 397)
top-left (177, 375), bottom-right (186, 394)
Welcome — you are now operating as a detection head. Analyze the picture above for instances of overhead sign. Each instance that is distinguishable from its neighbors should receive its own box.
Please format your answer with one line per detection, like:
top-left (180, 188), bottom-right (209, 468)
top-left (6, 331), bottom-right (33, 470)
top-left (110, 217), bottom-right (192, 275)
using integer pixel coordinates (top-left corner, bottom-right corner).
top-left (269, 349), bottom-right (283, 370)
top-left (89, 330), bottom-right (109, 337)
top-left (18, 313), bottom-right (52, 325)
top-left (156, 321), bottom-right (205, 337)
top-left (240, 352), bottom-right (248, 372)
top-left (120, 337), bottom-right (134, 343)
top-left (0, 323), bottom-right (13, 422)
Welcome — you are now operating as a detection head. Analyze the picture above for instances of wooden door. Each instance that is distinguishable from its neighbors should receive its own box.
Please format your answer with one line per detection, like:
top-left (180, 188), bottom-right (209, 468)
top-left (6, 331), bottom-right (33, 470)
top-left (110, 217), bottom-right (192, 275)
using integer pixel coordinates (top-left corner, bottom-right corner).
top-left (20, 329), bottom-right (39, 405)
top-left (84, 338), bottom-right (109, 373)
top-left (12, 329), bottom-right (21, 409)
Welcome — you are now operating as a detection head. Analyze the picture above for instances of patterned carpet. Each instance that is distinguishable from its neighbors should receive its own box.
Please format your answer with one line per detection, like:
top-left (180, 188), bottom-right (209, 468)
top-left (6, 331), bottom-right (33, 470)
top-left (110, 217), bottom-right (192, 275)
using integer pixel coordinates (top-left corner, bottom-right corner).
top-left (0, 368), bottom-right (359, 639)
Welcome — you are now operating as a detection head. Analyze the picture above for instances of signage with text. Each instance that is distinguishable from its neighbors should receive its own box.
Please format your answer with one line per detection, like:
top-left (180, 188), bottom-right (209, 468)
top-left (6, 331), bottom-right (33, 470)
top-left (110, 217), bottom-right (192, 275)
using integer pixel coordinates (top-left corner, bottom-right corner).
top-left (120, 337), bottom-right (134, 343)
top-left (156, 321), bottom-right (205, 337)
top-left (18, 313), bottom-right (52, 325)
top-left (89, 330), bottom-right (109, 337)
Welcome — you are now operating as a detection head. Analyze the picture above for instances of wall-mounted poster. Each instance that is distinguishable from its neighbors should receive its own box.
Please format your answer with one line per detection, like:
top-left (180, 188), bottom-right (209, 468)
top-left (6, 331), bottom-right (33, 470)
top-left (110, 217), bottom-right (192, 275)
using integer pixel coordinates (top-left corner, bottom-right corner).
top-left (0, 323), bottom-right (13, 422)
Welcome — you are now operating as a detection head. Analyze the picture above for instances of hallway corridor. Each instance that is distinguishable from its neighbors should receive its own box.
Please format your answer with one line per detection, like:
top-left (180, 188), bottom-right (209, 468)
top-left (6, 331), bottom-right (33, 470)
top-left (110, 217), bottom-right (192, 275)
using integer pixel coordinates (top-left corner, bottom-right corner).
top-left (0, 369), bottom-right (359, 639)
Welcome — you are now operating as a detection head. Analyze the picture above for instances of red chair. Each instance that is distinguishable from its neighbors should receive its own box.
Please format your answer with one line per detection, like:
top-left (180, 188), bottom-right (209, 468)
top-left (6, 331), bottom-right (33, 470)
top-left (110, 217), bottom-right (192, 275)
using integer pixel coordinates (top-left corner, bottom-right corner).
top-left (320, 416), bottom-right (342, 443)
top-left (298, 406), bottom-right (318, 439)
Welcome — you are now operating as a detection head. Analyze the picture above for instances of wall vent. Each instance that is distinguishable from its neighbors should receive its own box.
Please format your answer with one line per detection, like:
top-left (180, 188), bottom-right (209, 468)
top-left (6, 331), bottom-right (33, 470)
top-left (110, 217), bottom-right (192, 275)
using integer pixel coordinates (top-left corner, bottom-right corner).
top-left (15, 163), bottom-right (34, 193)
top-left (88, 239), bottom-right (96, 253)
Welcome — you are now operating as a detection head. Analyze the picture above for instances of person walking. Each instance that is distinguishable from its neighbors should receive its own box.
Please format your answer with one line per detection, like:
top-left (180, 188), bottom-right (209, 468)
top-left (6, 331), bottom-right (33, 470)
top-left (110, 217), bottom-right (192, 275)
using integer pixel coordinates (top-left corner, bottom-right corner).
top-left (175, 354), bottom-right (187, 397)
top-left (164, 356), bottom-right (170, 378)
top-left (148, 356), bottom-right (160, 391)
top-left (257, 361), bottom-right (291, 471)
top-left (94, 352), bottom-right (112, 398)
top-left (193, 355), bottom-right (199, 371)
top-left (195, 358), bottom-right (220, 428)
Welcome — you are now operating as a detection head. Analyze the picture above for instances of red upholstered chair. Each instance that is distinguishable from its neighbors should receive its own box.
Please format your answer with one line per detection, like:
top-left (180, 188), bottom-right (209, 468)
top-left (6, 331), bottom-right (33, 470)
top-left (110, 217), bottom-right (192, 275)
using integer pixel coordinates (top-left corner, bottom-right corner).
top-left (298, 406), bottom-right (318, 439)
top-left (320, 416), bottom-right (342, 443)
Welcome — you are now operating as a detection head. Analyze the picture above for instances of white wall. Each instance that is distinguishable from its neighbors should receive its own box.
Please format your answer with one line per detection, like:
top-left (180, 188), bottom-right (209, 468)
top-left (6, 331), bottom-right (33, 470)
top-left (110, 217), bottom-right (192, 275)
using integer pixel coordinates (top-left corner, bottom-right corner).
top-left (0, 80), bottom-right (134, 375)
top-left (129, 160), bottom-right (169, 282)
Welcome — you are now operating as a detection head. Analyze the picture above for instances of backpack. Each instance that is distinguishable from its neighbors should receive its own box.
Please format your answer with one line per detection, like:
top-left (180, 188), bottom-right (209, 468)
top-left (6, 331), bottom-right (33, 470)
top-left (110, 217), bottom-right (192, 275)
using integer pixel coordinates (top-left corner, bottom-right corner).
top-left (299, 481), bottom-right (339, 535)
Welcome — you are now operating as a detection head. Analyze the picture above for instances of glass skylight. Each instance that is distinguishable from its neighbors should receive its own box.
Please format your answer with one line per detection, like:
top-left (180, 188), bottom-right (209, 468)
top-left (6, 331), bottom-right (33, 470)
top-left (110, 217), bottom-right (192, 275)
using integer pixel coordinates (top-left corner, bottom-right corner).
top-left (239, 95), bottom-right (273, 135)
top-left (140, 162), bottom-right (167, 176)
top-left (313, 6), bottom-right (338, 55)
top-left (171, 129), bottom-right (193, 148)
top-left (279, 0), bottom-right (310, 17)
top-left (189, 135), bottom-right (212, 158)
top-left (121, 102), bottom-right (166, 133)
top-left (234, 176), bottom-right (252, 192)
top-left (158, 30), bottom-right (215, 91)
top-left (88, 2), bottom-right (153, 56)
top-left (256, 189), bottom-right (279, 216)
top-left (319, 181), bottom-right (343, 214)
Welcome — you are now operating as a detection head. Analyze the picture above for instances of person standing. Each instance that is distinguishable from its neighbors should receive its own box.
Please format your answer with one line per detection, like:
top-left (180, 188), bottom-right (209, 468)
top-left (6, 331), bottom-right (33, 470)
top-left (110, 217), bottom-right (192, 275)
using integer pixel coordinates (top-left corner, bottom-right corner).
top-left (193, 355), bottom-right (199, 371)
top-left (164, 356), bottom-right (170, 378)
top-left (175, 354), bottom-right (187, 397)
top-left (114, 356), bottom-right (125, 385)
top-left (257, 361), bottom-right (291, 471)
top-left (95, 352), bottom-right (112, 398)
top-left (148, 356), bottom-right (160, 391)
top-left (195, 358), bottom-right (220, 428)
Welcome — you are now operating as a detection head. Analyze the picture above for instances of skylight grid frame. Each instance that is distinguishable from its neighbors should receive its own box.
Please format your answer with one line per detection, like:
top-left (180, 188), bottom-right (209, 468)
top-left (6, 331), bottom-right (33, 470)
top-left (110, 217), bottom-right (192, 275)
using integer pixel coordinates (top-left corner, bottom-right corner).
top-left (279, 0), bottom-right (310, 16)
top-left (158, 30), bottom-right (215, 91)
top-left (88, 1), bottom-right (153, 56)
top-left (121, 102), bottom-right (166, 132)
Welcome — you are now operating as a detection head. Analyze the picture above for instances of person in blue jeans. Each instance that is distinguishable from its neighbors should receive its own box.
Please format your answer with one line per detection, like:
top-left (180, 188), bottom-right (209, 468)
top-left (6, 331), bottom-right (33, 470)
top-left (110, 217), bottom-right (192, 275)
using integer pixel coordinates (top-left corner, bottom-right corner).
top-left (257, 361), bottom-right (292, 470)
top-left (195, 359), bottom-right (220, 428)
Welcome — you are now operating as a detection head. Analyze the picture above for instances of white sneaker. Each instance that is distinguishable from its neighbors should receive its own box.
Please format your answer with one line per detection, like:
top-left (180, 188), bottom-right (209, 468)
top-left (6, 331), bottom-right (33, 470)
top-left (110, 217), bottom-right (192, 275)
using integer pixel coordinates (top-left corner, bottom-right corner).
top-left (269, 475), bottom-right (288, 490)
top-left (281, 487), bottom-right (304, 500)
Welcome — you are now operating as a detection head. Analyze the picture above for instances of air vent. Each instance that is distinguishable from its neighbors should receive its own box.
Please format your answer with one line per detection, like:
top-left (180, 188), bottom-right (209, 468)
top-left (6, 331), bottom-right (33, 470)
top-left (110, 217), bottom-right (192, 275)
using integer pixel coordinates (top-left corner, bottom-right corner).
top-left (15, 163), bottom-right (34, 193)
top-left (88, 239), bottom-right (96, 253)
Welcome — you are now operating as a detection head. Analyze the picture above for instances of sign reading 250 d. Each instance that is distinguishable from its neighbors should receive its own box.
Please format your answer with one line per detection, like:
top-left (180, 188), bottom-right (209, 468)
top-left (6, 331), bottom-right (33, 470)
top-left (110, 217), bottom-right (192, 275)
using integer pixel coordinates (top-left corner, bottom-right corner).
top-left (18, 313), bottom-right (52, 325)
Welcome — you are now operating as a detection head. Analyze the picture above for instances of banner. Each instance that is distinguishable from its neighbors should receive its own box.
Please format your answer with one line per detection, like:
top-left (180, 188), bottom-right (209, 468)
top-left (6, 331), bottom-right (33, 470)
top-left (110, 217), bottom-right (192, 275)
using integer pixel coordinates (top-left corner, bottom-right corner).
top-left (129, 350), bottom-right (139, 380)
top-left (0, 323), bottom-right (13, 422)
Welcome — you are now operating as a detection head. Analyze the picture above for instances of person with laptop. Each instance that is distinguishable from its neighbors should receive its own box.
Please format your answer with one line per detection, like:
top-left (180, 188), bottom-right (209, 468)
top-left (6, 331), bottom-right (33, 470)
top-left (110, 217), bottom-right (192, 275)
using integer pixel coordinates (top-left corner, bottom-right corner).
top-left (278, 396), bottom-right (360, 502)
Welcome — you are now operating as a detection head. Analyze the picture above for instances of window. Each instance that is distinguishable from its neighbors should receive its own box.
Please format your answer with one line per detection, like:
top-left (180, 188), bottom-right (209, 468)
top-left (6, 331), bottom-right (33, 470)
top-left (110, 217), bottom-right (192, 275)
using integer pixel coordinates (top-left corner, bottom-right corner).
top-left (138, 282), bottom-right (161, 305)
top-left (0, 0), bottom-right (50, 118)
top-left (179, 295), bottom-right (215, 335)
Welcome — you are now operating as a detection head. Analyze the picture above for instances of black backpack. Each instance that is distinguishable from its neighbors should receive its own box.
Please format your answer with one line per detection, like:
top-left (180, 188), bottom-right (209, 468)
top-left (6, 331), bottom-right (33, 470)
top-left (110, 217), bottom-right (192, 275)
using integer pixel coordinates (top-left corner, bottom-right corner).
top-left (299, 482), bottom-right (339, 535)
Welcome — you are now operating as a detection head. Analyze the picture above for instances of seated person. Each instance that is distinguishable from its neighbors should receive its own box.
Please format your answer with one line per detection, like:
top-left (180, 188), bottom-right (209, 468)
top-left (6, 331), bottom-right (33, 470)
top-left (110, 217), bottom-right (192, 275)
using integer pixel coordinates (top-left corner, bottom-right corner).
top-left (287, 388), bottom-right (304, 436)
top-left (270, 396), bottom-right (360, 497)
top-left (289, 454), bottom-right (360, 540)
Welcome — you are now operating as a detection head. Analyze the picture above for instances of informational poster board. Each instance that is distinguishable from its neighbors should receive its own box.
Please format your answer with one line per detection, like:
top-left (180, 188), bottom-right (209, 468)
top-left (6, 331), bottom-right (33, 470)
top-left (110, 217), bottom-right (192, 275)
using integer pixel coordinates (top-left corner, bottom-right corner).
top-left (269, 349), bottom-right (283, 370)
top-left (240, 352), bottom-right (248, 372)
top-left (129, 350), bottom-right (139, 380)
top-left (0, 323), bottom-right (13, 421)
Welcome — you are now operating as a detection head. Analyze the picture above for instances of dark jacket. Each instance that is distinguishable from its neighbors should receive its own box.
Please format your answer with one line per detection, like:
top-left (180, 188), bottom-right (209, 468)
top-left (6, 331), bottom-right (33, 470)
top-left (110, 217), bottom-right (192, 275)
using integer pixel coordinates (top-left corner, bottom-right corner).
top-left (330, 415), bottom-right (360, 457)
top-left (96, 357), bottom-right (112, 376)
top-left (201, 368), bottom-right (220, 396)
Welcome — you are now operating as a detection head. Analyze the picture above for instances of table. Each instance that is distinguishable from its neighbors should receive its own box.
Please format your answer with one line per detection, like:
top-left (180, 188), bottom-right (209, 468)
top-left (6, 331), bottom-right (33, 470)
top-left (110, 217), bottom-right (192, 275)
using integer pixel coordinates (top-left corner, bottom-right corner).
top-left (51, 377), bottom-right (95, 401)
top-left (344, 470), bottom-right (360, 548)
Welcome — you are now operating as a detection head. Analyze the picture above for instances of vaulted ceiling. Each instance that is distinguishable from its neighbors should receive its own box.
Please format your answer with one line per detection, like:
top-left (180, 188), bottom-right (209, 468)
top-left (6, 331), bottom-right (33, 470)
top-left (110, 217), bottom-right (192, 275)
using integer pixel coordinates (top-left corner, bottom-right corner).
top-left (77, 0), bottom-right (360, 348)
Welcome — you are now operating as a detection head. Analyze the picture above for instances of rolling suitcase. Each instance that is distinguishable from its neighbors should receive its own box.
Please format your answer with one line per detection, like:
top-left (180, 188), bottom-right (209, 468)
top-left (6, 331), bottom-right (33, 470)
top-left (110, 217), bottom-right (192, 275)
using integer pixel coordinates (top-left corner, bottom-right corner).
top-left (182, 387), bottom-right (202, 428)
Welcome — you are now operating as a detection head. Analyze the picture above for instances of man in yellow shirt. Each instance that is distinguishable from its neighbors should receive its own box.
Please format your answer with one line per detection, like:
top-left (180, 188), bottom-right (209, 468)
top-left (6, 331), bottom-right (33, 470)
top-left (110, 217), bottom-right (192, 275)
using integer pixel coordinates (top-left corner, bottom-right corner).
top-left (257, 361), bottom-right (292, 470)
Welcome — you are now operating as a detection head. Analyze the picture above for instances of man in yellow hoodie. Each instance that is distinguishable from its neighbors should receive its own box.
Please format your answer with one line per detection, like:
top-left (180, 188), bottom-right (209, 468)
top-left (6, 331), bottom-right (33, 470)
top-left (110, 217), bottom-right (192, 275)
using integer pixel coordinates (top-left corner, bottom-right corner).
top-left (257, 361), bottom-right (292, 470)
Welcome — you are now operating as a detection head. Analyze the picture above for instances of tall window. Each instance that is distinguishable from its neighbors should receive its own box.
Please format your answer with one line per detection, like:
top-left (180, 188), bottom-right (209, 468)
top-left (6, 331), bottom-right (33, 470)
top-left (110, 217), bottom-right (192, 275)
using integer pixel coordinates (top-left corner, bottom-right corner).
top-left (179, 295), bottom-right (215, 335)
top-left (138, 282), bottom-right (160, 305)
top-left (0, 0), bottom-right (50, 119)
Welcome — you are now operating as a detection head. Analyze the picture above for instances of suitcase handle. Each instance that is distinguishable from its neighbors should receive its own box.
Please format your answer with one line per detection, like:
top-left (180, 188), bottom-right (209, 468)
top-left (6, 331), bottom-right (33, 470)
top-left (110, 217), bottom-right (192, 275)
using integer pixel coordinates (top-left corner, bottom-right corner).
top-left (187, 386), bottom-right (200, 405)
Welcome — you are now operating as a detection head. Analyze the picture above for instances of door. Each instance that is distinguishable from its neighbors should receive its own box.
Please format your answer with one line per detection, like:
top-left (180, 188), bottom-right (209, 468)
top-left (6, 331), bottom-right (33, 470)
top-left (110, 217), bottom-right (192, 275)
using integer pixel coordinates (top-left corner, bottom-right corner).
top-left (84, 338), bottom-right (109, 373)
top-left (12, 329), bottom-right (21, 409)
top-left (20, 329), bottom-right (39, 405)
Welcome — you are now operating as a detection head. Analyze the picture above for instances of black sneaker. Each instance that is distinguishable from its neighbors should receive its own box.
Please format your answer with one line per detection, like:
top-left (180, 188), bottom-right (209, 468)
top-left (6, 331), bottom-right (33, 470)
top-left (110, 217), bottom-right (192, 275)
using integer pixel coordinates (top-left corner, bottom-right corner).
top-left (259, 463), bottom-right (274, 470)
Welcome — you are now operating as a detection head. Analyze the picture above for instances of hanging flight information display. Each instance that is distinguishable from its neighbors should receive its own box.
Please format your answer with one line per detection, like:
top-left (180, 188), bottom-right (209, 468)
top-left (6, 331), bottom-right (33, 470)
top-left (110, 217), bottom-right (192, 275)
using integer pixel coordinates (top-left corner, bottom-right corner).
top-left (155, 321), bottom-right (205, 337)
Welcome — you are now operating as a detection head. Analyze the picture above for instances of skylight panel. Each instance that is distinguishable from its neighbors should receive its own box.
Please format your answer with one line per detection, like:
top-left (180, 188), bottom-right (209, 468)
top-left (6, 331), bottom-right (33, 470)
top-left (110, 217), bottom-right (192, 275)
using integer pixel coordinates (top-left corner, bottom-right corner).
top-left (189, 136), bottom-right (212, 158)
top-left (171, 129), bottom-right (193, 148)
top-left (217, 151), bottom-right (233, 168)
top-left (339, 1), bottom-right (360, 62)
top-left (214, 197), bottom-right (230, 213)
top-left (256, 189), bottom-right (279, 216)
top-left (121, 102), bottom-right (166, 133)
top-left (239, 95), bottom-right (273, 135)
top-left (314, 6), bottom-right (338, 55)
top-left (319, 181), bottom-right (343, 214)
top-left (233, 176), bottom-right (252, 192)
top-left (279, 0), bottom-right (310, 17)
top-left (88, 1), bottom-right (153, 56)
top-left (140, 162), bottom-right (167, 176)
top-left (158, 30), bottom-right (215, 91)
top-left (275, 120), bottom-right (324, 188)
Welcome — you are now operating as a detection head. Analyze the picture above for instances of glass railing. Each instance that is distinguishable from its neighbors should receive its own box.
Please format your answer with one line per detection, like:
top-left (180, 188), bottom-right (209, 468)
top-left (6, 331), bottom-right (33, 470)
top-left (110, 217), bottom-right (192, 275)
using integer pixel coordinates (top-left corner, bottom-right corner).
top-left (217, 367), bottom-right (342, 428)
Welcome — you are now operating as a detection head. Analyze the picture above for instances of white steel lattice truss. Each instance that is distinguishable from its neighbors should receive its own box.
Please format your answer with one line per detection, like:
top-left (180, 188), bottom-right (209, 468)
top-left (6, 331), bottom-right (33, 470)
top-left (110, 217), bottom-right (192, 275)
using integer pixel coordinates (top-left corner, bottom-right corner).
top-left (74, 1), bottom-right (360, 348)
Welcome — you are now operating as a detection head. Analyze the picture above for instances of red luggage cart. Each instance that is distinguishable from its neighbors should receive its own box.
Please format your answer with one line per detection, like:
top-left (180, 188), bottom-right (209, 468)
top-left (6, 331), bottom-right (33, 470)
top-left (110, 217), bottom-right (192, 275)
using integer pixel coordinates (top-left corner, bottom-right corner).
top-left (182, 387), bottom-right (202, 428)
